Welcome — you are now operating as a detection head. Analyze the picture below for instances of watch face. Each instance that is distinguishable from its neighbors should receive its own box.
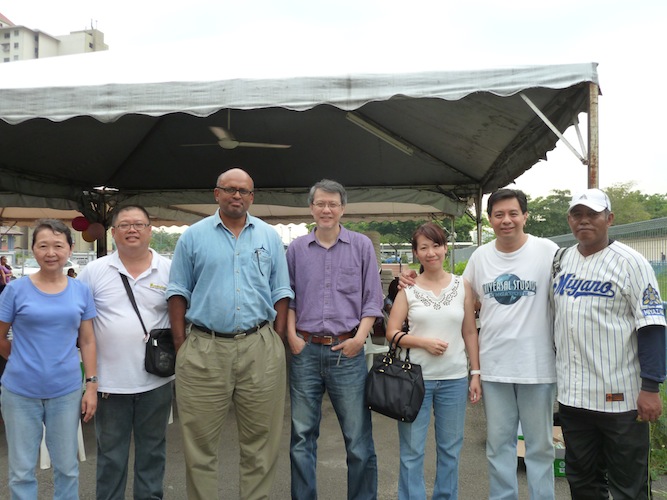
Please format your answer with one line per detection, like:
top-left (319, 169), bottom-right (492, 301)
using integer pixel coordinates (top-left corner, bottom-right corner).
top-left (86, 376), bottom-right (98, 383)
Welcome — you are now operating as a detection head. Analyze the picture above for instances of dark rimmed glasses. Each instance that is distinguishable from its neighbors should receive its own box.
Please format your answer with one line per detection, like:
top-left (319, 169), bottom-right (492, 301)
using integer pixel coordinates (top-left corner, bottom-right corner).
top-left (216, 185), bottom-right (254, 197)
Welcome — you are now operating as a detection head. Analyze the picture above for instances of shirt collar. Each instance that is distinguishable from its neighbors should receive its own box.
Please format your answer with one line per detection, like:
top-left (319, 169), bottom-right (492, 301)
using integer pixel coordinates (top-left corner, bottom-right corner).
top-left (306, 224), bottom-right (350, 247)
top-left (108, 248), bottom-right (157, 274)
top-left (213, 209), bottom-right (254, 232)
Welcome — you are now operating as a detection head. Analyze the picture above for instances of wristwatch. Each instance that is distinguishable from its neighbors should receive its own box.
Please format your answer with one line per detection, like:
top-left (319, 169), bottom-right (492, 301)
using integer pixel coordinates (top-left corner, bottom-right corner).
top-left (85, 376), bottom-right (99, 384)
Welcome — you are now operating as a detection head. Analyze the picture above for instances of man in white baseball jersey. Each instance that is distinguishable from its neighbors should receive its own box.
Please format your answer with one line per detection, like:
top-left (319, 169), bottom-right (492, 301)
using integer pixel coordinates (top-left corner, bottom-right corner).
top-left (554, 188), bottom-right (666, 499)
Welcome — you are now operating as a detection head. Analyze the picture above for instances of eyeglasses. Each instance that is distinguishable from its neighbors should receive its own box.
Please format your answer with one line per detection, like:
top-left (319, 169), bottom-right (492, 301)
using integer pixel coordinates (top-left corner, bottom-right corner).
top-left (216, 186), bottom-right (254, 197)
top-left (312, 201), bottom-right (342, 209)
top-left (114, 223), bottom-right (150, 231)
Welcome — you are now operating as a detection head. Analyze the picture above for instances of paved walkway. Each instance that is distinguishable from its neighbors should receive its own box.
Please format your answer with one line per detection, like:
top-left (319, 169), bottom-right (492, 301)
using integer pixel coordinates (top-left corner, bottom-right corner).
top-left (0, 380), bottom-right (576, 499)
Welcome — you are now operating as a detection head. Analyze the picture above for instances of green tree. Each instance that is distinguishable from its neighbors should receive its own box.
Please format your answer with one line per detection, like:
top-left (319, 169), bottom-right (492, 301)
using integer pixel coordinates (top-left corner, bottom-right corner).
top-left (453, 214), bottom-right (476, 243)
top-left (343, 220), bottom-right (423, 245)
top-left (605, 182), bottom-right (652, 225)
top-left (150, 229), bottom-right (181, 254)
top-left (644, 193), bottom-right (667, 219)
top-left (524, 189), bottom-right (572, 237)
top-left (344, 217), bottom-right (475, 245)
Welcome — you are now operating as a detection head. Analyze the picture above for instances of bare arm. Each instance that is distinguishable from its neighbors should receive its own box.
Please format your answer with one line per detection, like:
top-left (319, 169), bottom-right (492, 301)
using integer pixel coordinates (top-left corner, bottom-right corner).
top-left (273, 297), bottom-right (289, 340)
top-left (78, 318), bottom-right (98, 423)
top-left (385, 289), bottom-right (448, 355)
top-left (168, 295), bottom-right (188, 352)
top-left (286, 308), bottom-right (306, 355)
top-left (386, 288), bottom-right (409, 345)
top-left (462, 279), bottom-right (482, 403)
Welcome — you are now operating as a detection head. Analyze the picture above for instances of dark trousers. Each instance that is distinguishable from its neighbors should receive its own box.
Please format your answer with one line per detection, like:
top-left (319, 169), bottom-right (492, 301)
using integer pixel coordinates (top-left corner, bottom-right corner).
top-left (95, 382), bottom-right (173, 500)
top-left (559, 404), bottom-right (651, 500)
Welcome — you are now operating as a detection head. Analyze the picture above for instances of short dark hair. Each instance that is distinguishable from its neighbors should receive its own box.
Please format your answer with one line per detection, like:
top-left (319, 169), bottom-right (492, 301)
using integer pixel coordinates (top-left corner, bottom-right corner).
top-left (32, 219), bottom-right (73, 248)
top-left (308, 179), bottom-right (347, 206)
top-left (411, 222), bottom-right (448, 252)
top-left (486, 188), bottom-right (528, 216)
top-left (111, 205), bottom-right (151, 226)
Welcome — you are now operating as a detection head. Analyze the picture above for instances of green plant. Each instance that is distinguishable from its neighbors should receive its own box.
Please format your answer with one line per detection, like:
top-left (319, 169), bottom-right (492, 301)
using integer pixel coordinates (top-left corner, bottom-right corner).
top-left (655, 267), bottom-right (667, 301)
top-left (650, 386), bottom-right (667, 480)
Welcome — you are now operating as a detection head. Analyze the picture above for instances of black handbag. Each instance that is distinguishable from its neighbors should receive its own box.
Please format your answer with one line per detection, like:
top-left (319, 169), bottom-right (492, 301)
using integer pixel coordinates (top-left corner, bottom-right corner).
top-left (120, 274), bottom-right (175, 377)
top-left (365, 331), bottom-right (425, 422)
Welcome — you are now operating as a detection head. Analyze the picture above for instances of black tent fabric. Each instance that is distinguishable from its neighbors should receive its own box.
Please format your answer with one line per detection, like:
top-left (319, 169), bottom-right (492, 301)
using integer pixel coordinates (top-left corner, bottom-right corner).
top-left (0, 55), bottom-right (599, 226)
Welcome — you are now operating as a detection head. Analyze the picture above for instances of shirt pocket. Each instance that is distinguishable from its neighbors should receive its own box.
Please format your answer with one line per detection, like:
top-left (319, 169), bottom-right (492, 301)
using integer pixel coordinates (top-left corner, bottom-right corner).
top-left (336, 267), bottom-right (360, 294)
top-left (252, 248), bottom-right (272, 278)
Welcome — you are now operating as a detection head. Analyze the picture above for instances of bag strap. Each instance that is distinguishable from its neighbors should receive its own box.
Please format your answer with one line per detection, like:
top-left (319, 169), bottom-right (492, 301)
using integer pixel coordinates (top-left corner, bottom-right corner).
top-left (120, 273), bottom-right (149, 338)
top-left (551, 247), bottom-right (566, 279)
top-left (389, 331), bottom-right (414, 363)
top-left (549, 247), bottom-right (567, 315)
top-left (389, 330), bottom-right (407, 348)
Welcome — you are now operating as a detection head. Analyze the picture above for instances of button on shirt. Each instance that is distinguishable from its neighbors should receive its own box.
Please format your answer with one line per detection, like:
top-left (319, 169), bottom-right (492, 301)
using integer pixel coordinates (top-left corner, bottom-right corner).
top-left (166, 211), bottom-right (293, 332)
top-left (287, 226), bottom-right (383, 335)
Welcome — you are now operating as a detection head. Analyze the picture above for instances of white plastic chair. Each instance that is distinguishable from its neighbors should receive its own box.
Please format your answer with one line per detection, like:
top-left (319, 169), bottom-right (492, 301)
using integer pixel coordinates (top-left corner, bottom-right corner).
top-left (40, 420), bottom-right (86, 470)
top-left (40, 357), bottom-right (87, 469)
top-left (364, 333), bottom-right (389, 371)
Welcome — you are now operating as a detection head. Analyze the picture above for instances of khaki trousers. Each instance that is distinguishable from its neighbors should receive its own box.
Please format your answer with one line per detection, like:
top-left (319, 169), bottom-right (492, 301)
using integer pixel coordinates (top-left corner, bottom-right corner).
top-left (175, 324), bottom-right (286, 500)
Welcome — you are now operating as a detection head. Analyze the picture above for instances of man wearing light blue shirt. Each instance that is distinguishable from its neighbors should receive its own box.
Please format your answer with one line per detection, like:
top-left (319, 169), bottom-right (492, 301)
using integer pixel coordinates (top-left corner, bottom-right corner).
top-left (286, 179), bottom-right (383, 500)
top-left (167, 168), bottom-right (293, 500)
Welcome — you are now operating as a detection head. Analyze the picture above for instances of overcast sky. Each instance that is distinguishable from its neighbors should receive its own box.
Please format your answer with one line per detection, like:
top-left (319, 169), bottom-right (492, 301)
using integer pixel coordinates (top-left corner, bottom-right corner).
top-left (2, 0), bottom-right (665, 199)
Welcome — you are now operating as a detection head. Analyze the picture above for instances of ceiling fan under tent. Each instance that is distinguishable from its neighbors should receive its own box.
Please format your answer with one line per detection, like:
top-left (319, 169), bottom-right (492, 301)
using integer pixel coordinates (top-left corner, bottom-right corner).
top-left (181, 109), bottom-right (291, 150)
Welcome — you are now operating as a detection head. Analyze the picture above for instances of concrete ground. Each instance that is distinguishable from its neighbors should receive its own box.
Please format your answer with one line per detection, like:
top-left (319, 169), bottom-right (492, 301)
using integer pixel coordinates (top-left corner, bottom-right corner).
top-left (0, 378), bottom-right (578, 499)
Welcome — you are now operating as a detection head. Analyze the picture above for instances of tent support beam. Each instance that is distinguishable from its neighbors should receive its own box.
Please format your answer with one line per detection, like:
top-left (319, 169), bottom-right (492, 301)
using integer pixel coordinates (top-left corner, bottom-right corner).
top-left (346, 112), bottom-right (477, 182)
top-left (587, 82), bottom-right (599, 188)
top-left (519, 93), bottom-right (587, 164)
top-left (573, 120), bottom-right (588, 159)
top-left (475, 187), bottom-right (483, 247)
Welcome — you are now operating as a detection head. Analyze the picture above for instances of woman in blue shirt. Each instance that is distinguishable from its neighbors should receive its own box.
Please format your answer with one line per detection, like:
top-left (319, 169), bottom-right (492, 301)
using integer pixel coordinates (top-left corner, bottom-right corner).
top-left (0, 219), bottom-right (98, 500)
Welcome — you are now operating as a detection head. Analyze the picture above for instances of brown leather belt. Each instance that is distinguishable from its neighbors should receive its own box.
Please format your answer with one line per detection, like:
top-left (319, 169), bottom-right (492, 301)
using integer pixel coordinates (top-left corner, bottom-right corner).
top-left (298, 329), bottom-right (357, 346)
top-left (194, 320), bottom-right (269, 339)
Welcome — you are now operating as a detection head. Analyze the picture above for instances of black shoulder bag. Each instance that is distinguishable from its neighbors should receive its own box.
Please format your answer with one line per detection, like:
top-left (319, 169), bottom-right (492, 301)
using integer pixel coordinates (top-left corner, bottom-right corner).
top-left (120, 273), bottom-right (175, 377)
top-left (365, 331), bottom-right (425, 422)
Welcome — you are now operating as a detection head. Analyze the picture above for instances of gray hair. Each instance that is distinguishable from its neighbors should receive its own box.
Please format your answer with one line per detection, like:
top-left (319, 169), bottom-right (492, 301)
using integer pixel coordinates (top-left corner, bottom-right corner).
top-left (307, 179), bottom-right (347, 206)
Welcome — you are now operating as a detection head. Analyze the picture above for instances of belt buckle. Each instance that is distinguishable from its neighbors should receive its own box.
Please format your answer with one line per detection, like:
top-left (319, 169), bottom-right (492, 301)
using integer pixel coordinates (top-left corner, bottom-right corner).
top-left (234, 333), bottom-right (247, 340)
top-left (321, 336), bottom-right (334, 346)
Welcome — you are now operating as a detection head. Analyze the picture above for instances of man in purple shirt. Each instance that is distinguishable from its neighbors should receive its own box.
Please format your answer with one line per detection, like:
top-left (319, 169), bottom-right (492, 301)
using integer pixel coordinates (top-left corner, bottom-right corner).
top-left (286, 179), bottom-right (384, 500)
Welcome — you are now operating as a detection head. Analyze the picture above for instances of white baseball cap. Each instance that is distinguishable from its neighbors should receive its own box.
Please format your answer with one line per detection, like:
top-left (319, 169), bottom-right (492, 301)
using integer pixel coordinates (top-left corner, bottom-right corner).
top-left (568, 188), bottom-right (611, 213)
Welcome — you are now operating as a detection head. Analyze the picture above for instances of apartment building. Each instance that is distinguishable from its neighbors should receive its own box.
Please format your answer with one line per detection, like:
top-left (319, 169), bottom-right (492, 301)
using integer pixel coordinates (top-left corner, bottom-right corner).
top-left (0, 12), bottom-right (108, 63)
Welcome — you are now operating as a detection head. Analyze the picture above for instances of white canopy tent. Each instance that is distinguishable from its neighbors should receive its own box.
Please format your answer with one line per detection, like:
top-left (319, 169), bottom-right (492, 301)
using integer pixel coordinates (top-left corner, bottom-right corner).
top-left (0, 51), bottom-right (599, 237)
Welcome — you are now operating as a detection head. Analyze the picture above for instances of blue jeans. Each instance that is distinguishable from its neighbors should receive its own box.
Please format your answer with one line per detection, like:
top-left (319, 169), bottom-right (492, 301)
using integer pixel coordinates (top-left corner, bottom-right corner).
top-left (482, 381), bottom-right (556, 500)
top-left (289, 340), bottom-right (377, 500)
top-left (95, 382), bottom-right (173, 500)
top-left (1, 387), bottom-right (81, 500)
top-left (398, 377), bottom-right (468, 500)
